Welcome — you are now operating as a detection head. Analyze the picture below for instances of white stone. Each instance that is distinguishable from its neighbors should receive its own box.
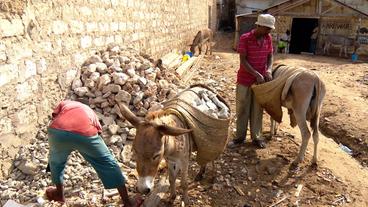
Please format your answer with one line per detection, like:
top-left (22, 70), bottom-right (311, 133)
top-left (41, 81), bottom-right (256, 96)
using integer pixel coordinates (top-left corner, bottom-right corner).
top-left (97, 74), bottom-right (111, 89)
top-left (81, 36), bottom-right (92, 49)
top-left (65, 68), bottom-right (79, 86)
top-left (74, 87), bottom-right (89, 96)
top-left (72, 79), bottom-right (83, 90)
top-left (69, 20), bottom-right (85, 34)
top-left (86, 22), bottom-right (98, 33)
top-left (101, 116), bottom-right (115, 126)
top-left (83, 55), bottom-right (102, 65)
top-left (16, 79), bottom-right (38, 101)
top-left (17, 160), bottom-right (37, 175)
top-left (108, 124), bottom-right (120, 135)
top-left (0, 117), bottom-right (13, 134)
top-left (121, 145), bottom-right (132, 163)
top-left (112, 72), bottom-right (129, 85)
top-left (0, 64), bottom-right (18, 87)
top-left (94, 36), bottom-right (105, 47)
top-left (0, 18), bottom-right (24, 37)
top-left (115, 90), bottom-right (131, 103)
top-left (37, 58), bottom-right (47, 74)
top-left (52, 20), bottom-right (68, 35)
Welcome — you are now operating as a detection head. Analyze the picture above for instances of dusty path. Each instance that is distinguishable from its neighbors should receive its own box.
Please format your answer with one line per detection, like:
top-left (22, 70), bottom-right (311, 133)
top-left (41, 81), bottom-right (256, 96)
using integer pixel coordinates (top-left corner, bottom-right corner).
top-left (180, 32), bottom-right (368, 207)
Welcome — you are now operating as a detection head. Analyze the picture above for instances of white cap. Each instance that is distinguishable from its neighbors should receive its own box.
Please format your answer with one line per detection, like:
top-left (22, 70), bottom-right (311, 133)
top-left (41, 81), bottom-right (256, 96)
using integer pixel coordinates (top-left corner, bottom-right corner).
top-left (255, 14), bottom-right (275, 29)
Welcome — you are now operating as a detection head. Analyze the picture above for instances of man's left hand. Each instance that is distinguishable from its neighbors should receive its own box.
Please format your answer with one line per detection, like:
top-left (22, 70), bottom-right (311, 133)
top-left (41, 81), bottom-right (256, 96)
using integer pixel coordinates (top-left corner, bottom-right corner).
top-left (265, 71), bottom-right (273, 82)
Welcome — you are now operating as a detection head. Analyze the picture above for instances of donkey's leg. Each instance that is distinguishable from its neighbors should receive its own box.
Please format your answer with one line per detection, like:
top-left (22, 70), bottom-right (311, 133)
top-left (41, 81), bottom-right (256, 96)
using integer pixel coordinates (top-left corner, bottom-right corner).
top-left (311, 123), bottom-right (319, 165)
top-left (291, 111), bottom-right (311, 169)
top-left (311, 110), bottom-right (321, 165)
top-left (195, 165), bottom-right (206, 181)
top-left (168, 161), bottom-right (179, 201)
top-left (181, 160), bottom-right (189, 205)
top-left (270, 117), bottom-right (277, 138)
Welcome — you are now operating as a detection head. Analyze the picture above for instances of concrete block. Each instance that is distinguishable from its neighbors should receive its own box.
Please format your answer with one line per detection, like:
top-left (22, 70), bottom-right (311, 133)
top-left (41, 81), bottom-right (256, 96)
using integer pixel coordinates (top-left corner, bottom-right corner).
top-left (7, 44), bottom-right (33, 62)
top-left (0, 117), bottom-right (13, 134)
top-left (52, 20), bottom-right (68, 35)
top-left (94, 36), bottom-right (105, 47)
top-left (73, 52), bottom-right (88, 66)
top-left (52, 39), bottom-right (63, 55)
top-left (37, 58), bottom-right (47, 74)
top-left (0, 18), bottom-right (24, 37)
top-left (0, 64), bottom-right (18, 87)
top-left (25, 60), bottom-right (37, 79)
top-left (119, 22), bottom-right (127, 31)
top-left (0, 51), bottom-right (6, 61)
top-left (106, 36), bottom-right (115, 45)
top-left (12, 105), bottom-right (37, 134)
top-left (127, 22), bottom-right (134, 31)
top-left (63, 37), bottom-right (77, 51)
top-left (16, 78), bottom-right (38, 101)
top-left (98, 23), bottom-right (110, 32)
top-left (0, 42), bottom-right (5, 50)
top-left (65, 68), bottom-right (79, 86)
top-left (37, 41), bottom-right (53, 53)
top-left (81, 36), bottom-right (92, 49)
top-left (114, 35), bottom-right (123, 44)
top-left (79, 6), bottom-right (92, 16)
top-left (86, 22), bottom-right (98, 33)
top-left (70, 20), bottom-right (85, 34)
top-left (111, 22), bottom-right (119, 32)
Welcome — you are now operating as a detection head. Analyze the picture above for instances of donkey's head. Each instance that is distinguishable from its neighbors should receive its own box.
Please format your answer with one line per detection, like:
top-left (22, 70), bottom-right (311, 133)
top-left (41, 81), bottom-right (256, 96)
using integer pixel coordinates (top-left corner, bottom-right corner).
top-left (118, 103), bottom-right (191, 194)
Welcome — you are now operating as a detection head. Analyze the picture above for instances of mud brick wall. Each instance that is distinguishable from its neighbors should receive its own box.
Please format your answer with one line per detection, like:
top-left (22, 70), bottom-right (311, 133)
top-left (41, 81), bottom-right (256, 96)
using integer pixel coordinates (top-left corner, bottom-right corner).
top-left (0, 0), bottom-right (216, 178)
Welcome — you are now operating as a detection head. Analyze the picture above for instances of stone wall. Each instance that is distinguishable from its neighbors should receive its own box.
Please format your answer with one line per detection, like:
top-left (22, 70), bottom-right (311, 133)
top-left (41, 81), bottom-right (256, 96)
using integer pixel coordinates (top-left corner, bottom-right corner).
top-left (0, 0), bottom-right (216, 178)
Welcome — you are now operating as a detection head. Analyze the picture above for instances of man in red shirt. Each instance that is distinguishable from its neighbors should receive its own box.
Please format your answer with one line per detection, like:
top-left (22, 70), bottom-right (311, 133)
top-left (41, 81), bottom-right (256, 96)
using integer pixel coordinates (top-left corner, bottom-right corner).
top-left (229, 14), bottom-right (275, 149)
top-left (45, 100), bottom-right (142, 207)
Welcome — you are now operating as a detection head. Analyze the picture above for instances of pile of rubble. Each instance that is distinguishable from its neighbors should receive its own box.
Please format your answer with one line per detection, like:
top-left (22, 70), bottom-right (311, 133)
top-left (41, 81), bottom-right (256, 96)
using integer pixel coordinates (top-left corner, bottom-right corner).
top-left (191, 89), bottom-right (230, 119)
top-left (0, 45), bottom-right (183, 206)
top-left (0, 45), bottom-right (230, 206)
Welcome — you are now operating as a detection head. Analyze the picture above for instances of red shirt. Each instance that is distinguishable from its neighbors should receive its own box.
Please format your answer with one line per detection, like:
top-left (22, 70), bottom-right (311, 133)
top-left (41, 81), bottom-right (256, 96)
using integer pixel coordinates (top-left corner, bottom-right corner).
top-left (49, 100), bottom-right (102, 137)
top-left (237, 29), bottom-right (273, 86)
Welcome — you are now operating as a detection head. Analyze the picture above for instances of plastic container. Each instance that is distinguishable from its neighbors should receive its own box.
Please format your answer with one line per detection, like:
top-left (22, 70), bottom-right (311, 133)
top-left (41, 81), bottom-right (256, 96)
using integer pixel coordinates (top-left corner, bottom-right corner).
top-left (182, 54), bottom-right (190, 62)
top-left (352, 53), bottom-right (358, 62)
top-left (185, 51), bottom-right (193, 57)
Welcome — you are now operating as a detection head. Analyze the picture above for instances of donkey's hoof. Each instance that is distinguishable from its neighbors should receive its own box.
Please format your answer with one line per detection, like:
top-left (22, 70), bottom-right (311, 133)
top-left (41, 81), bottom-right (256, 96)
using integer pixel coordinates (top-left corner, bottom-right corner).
top-left (194, 173), bottom-right (204, 181)
top-left (289, 162), bottom-right (300, 171)
top-left (311, 162), bottom-right (318, 169)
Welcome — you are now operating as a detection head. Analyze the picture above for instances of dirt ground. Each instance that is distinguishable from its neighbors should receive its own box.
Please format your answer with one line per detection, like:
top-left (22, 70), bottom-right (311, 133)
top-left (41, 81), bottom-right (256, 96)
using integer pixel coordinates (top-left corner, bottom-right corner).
top-left (9, 32), bottom-right (367, 207)
top-left (171, 32), bottom-right (368, 207)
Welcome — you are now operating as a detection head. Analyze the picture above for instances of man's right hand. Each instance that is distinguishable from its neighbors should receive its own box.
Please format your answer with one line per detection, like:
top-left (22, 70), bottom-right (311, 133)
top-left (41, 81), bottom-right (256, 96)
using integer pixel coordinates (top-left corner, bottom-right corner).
top-left (256, 73), bottom-right (265, 84)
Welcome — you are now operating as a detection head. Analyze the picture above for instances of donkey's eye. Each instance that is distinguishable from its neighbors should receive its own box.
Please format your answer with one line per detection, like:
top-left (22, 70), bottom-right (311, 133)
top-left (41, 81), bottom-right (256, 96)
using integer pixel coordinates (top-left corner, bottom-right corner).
top-left (153, 154), bottom-right (160, 160)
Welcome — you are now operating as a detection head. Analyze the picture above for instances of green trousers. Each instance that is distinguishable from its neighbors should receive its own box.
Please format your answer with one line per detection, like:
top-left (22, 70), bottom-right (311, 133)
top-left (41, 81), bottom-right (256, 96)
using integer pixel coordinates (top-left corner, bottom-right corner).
top-left (235, 84), bottom-right (263, 141)
top-left (48, 128), bottom-right (125, 189)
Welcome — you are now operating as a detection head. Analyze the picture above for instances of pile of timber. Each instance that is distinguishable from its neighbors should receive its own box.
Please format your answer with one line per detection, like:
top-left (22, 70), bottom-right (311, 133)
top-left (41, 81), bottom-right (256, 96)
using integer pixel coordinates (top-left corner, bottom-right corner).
top-left (160, 52), bottom-right (202, 82)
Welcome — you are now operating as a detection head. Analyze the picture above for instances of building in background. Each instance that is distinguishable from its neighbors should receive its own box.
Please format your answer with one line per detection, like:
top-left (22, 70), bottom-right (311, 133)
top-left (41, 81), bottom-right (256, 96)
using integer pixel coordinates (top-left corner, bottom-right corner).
top-left (233, 0), bottom-right (368, 57)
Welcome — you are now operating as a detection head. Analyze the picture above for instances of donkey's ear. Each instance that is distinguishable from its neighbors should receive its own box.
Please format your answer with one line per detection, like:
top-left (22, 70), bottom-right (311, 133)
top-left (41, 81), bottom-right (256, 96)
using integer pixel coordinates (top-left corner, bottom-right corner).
top-left (117, 103), bottom-right (142, 127)
top-left (157, 124), bottom-right (192, 136)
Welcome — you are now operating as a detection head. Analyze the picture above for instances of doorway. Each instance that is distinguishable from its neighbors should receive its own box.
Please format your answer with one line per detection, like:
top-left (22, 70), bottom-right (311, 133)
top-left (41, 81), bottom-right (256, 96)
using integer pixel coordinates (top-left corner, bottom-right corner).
top-left (289, 18), bottom-right (319, 54)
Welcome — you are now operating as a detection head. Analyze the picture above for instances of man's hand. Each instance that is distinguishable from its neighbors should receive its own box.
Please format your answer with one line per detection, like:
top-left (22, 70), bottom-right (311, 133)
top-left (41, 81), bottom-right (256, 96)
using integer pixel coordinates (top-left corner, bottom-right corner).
top-left (265, 71), bottom-right (273, 82)
top-left (256, 73), bottom-right (265, 84)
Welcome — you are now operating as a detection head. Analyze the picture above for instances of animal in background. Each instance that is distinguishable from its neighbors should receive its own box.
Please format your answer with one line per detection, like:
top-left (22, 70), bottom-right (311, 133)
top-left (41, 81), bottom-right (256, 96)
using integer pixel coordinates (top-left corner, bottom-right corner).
top-left (323, 35), bottom-right (360, 57)
top-left (190, 28), bottom-right (214, 55)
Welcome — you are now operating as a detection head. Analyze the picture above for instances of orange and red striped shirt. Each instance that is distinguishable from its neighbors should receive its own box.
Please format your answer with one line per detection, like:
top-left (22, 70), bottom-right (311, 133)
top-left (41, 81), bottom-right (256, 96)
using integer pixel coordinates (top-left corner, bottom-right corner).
top-left (237, 29), bottom-right (273, 86)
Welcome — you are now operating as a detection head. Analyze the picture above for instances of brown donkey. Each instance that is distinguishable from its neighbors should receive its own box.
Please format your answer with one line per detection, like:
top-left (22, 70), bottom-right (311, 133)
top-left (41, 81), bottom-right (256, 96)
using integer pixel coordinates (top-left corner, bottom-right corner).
top-left (190, 28), bottom-right (213, 55)
top-left (118, 103), bottom-right (194, 205)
